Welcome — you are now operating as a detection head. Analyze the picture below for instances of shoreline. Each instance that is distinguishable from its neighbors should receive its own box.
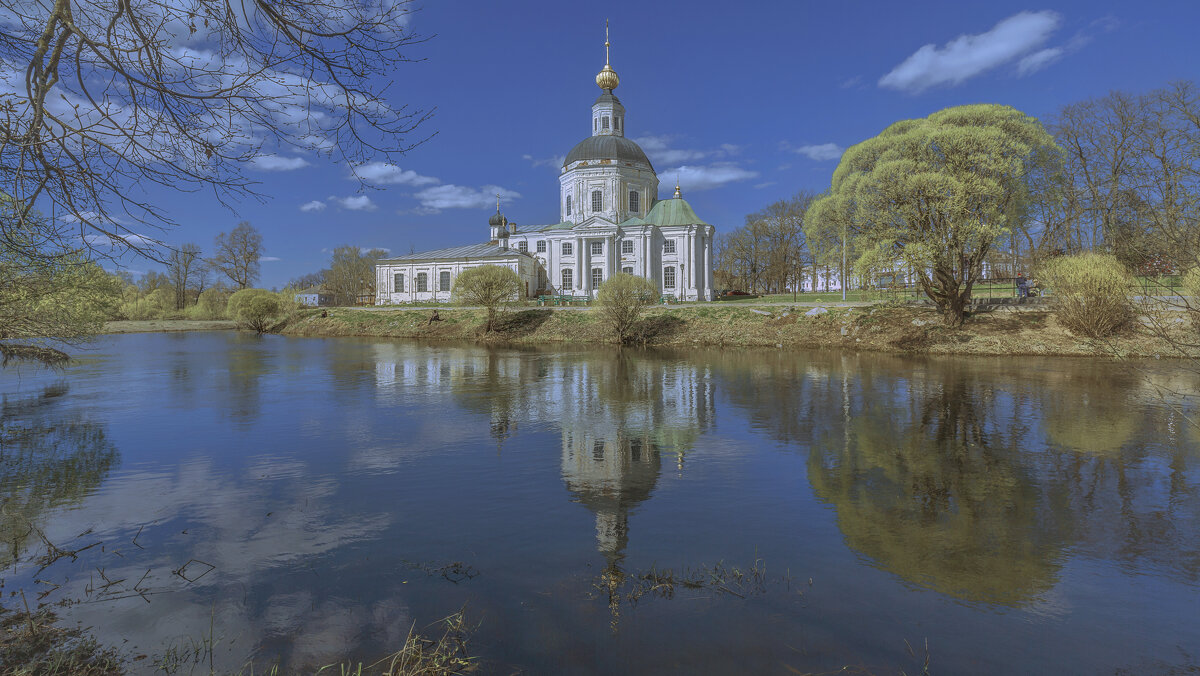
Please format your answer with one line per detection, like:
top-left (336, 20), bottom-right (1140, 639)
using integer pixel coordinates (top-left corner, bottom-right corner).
top-left (101, 319), bottom-right (238, 334)
top-left (274, 304), bottom-right (1196, 359)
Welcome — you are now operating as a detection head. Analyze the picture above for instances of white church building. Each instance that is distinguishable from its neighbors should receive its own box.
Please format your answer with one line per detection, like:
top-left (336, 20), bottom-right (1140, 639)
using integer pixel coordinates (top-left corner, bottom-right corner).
top-left (376, 29), bottom-right (716, 304)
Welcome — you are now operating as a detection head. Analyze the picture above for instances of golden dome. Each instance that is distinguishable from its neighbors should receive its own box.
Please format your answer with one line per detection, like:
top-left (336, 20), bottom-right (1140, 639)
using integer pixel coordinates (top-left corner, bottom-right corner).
top-left (596, 64), bottom-right (620, 91)
top-left (596, 20), bottom-right (619, 92)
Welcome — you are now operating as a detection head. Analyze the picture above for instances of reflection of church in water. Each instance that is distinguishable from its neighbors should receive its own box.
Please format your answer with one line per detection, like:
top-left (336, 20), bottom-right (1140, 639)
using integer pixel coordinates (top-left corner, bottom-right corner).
top-left (371, 346), bottom-right (714, 566)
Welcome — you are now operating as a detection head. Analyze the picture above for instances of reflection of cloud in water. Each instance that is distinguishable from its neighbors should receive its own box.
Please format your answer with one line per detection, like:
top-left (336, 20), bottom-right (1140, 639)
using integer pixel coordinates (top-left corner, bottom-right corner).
top-left (14, 453), bottom-right (392, 673)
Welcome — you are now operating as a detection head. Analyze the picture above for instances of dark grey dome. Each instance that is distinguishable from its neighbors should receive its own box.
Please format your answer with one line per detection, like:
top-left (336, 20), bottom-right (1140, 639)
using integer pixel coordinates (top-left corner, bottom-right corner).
top-left (488, 210), bottom-right (505, 227)
top-left (563, 135), bottom-right (654, 170)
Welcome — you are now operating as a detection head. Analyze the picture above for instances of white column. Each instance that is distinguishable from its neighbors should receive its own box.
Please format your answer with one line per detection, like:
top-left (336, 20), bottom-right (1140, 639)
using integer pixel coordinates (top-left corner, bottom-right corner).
top-left (704, 230), bottom-right (713, 299)
top-left (576, 236), bottom-right (583, 291)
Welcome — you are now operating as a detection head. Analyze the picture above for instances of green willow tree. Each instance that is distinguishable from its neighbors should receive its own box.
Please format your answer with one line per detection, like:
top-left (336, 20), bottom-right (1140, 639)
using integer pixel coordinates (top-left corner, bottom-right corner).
top-left (451, 265), bottom-right (523, 333)
top-left (807, 104), bottom-right (1060, 325)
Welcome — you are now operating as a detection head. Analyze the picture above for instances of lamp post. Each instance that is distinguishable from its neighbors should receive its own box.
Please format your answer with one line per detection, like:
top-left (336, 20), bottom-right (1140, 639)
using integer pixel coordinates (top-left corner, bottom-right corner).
top-left (841, 223), bottom-right (847, 302)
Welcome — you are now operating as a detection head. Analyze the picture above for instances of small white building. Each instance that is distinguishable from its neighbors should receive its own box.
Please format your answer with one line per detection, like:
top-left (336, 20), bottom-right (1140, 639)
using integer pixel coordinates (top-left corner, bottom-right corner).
top-left (376, 28), bottom-right (715, 305)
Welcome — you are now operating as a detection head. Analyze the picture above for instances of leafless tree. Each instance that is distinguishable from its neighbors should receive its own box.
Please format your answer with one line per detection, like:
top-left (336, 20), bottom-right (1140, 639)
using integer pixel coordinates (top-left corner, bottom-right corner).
top-left (0, 0), bottom-right (433, 263)
top-left (166, 242), bottom-right (201, 309)
top-left (211, 221), bottom-right (262, 289)
top-left (324, 244), bottom-right (387, 304)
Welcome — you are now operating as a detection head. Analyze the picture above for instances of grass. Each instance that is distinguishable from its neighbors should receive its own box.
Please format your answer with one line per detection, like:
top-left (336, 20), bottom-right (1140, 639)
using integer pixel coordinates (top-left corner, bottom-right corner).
top-left (0, 603), bottom-right (123, 675)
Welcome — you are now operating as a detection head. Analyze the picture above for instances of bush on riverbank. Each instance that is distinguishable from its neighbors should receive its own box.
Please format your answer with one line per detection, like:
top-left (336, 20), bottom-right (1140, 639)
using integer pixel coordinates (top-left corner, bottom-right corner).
top-left (227, 289), bottom-right (299, 333)
top-left (1039, 253), bottom-right (1134, 338)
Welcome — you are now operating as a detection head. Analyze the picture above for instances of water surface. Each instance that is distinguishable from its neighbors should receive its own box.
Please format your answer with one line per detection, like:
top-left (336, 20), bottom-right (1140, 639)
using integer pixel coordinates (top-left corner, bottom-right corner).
top-left (2, 332), bottom-right (1198, 674)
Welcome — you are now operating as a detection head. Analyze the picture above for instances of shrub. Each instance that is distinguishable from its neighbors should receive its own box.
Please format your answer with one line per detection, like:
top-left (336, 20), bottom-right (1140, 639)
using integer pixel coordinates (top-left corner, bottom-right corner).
top-left (596, 273), bottom-right (658, 344)
top-left (1182, 268), bottom-right (1200, 330)
top-left (187, 288), bottom-right (231, 319)
top-left (227, 288), bottom-right (287, 333)
top-left (451, 265), bottom-right (523, 332)
top-left (118, 287), bottom-right (174, 320)
top-left (1039, 252), bottom-right (1134, 338)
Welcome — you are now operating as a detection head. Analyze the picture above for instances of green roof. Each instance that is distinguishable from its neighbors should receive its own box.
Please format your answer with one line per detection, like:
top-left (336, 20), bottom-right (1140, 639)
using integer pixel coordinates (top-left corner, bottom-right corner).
top-left (645, 197), bottom-right (709, 227)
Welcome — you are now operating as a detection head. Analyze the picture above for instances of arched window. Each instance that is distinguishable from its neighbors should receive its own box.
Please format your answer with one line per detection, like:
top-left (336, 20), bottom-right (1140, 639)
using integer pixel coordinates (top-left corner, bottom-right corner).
top-left (566, 194), bottom-right (572, 216)
top-left (629, 190), bottom-right (639, 213)
top-left (615, 117), bottom-right (621, 132)
top-left (591, 190), bottom-right (602, 212)
top-left (562, 268), bottom-right (574, 289)
top-left (602, 116), bottom-right (609, 130)
top-left (416, 272), bottom-right (428, 292)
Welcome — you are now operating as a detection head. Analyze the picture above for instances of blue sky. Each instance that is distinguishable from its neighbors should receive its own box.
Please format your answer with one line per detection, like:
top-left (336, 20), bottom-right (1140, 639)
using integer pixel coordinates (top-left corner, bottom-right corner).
top-left (129, 0), bottom-right (1200, 288)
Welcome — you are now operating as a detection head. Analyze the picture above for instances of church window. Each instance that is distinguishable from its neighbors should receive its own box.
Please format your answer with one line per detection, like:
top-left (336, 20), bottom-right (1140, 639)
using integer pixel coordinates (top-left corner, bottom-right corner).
top-left (629, 190), bottom-right (639, 212)
top-left (416, 272), bottom-right (428, 292)
top-left (602, 116), bottom-right (609, 130)
top-left (536, 240), bottom-right (546, 253)
top-left (566, 195), bottom-right (572, 216)
top-left (591, 190), bottom-right (602, 212)
top-left (562, 241), bottom-right (573, 256)
top-left (615, 117), bottom-right (621, 131)
top-left (439, 270), bottom-right (451, 291)
top-left (561, 268), bottom-right (573, 289)
top-left (590, 241), bottom-right (603, 256)
top-left (518, 241), bottom-right (527, 253)
top-left (593, 439), bottom-right (605, 460)
top-left (594, 119), bottom-right (597, 132)
top-left (663, 266), bottom-right (676, 289)
top-left (393, 273), bottom-right (404, 292)
top-left (621, 240), bottom-right (634, 255)
top-left (622, 266), bottom-right (633, 275)
top-left (663, 239), bottom-right (676, 254)
top-left (591, 267), bottom-right (603, 288)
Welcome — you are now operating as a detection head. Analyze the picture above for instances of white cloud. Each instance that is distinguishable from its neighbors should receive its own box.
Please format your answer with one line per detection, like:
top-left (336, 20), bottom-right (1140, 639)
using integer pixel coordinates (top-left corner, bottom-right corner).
top-left (350, 161), bottom-right (439, 186)
top-left (413, 184), bottom-right (521, 211)
top-left (250, 155), bottom-right (310, 171)
top-left (840, 75), bottom-right (864, 89)
top-left (1017, 47), bottom-right (1064, 75)
top-left (300, 200), bottom-right (327, 212)
top-left (261, 256), bottom-right (282, 262)
top-left (82, 232), bottom-right (161, 247)
top-left (359, 246), bottom-right (391, 255)
top-left (879, 11), bottom-right (1061, 93)
top-left (523, 153), bottom-right (566, 169)
top-left (634, 135), bottom-right (709, 165)
top-left (329, 195), bottom-right (378, 211)
top-left (793, 143), bottom-right (845, 161)
top-left (662, 164), bottom-right (759, 193)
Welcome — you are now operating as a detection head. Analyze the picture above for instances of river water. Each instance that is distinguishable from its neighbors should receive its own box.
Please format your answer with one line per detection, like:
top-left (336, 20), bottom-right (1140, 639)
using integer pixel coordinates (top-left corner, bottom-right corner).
top-left (1, 331), bottom-right (1198, 674)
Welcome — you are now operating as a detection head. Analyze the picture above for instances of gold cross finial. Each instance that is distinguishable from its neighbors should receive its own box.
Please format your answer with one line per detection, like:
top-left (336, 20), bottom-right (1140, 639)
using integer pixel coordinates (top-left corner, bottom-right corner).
top-left (605, 19), bottom-right (610, 66)
top-left (495, 193), bottom-right (501, 211)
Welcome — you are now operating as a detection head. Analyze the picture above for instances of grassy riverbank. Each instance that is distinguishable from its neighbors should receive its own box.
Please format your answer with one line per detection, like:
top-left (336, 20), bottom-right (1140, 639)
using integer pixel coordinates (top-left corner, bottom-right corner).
top-left (277, 304), bottom-right (1195, 358)
top-left (103, 319), bottom-right (238, 334)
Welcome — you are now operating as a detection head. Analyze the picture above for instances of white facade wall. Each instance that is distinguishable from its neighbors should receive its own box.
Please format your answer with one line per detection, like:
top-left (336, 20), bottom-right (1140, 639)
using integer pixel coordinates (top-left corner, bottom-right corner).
top-left (375, 256), bottom-right (537, 304)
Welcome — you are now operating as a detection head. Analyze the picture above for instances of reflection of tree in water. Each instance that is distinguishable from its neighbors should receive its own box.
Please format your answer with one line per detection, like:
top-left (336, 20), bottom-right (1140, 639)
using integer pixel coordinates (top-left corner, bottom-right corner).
top-left (807, 365), bottom-right (1071, 606)
top-left (1036, 367), bottom-right (1200, 583)
top-left (0, 385), bottom-right (119, 567)
top-left (1042, 368), bottom-right (1140, 455)
top-left (222, 334), bottom-right (275, 422)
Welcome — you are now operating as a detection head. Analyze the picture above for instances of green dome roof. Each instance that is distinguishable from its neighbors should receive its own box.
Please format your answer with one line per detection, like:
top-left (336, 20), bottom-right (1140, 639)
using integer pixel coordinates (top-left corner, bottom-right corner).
top-left (645, 197), bottom-right (709, 227)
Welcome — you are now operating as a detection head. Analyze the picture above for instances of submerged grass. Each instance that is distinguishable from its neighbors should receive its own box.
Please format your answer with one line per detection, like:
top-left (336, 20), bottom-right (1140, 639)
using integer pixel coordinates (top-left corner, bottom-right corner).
top-left (0, 603), bottom-right (123, 675)
top-left (0, 600), bottom-right (475, 676)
